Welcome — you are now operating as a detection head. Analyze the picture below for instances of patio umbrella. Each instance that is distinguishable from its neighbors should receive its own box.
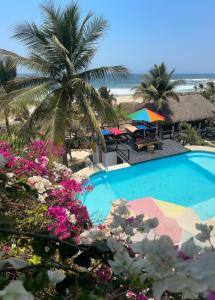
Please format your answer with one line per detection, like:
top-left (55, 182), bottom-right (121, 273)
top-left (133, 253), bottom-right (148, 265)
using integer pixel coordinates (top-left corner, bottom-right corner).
top-left (128, 108), bottom-right (165, 122)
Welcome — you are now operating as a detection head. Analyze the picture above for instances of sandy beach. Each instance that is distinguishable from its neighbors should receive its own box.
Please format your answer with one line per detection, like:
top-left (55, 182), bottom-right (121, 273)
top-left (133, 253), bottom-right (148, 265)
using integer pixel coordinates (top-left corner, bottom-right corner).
top-left (116, 95), bottom-right (142, 104)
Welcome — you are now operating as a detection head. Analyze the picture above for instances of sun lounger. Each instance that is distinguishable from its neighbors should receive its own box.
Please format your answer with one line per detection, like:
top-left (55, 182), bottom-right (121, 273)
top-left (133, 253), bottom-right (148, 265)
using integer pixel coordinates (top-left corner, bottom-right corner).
top-left (136, 124), bottom-right (148, 130)
top-left (125, 125), bottom-right (137, 133)
top-left (101, 129), bottom-right (111, 136)
top-left (109, 128), bottom-right (124, 136)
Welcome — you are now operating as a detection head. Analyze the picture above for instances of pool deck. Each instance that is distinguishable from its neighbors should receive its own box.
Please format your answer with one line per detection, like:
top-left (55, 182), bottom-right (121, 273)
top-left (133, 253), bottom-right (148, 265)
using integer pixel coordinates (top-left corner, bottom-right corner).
top-left (120, 139), bottom-right (189, 165)
top-left (185, 145), bottom-right (215, 153)
top-left (75, 143), bottom-right (215, 177)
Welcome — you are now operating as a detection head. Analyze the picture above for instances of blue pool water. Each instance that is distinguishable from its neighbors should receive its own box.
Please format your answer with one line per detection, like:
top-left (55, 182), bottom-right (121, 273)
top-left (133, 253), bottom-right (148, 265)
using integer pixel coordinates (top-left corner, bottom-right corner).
top-left (82, 151), bottom-right (215, 221)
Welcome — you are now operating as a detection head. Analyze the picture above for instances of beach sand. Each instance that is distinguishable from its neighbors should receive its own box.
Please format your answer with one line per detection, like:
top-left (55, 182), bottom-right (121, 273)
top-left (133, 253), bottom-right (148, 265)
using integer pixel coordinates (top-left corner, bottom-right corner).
top-left (116, 95), bottom-right (142, 104)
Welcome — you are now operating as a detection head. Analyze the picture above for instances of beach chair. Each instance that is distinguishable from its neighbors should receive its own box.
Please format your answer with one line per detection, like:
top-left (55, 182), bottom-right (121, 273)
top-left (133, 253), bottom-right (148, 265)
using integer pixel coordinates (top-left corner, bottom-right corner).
top-left (125, 125), bottom-right (138, 133)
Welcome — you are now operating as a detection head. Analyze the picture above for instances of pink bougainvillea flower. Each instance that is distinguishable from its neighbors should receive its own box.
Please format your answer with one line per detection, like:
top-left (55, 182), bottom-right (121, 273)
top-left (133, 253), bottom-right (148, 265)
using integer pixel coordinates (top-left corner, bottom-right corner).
top-left (60, 179), bottom-right (82, 193)
top-left (126, 217), bottom-right (135, 224)
top-left (98, 224), bottom-right (106, 230)
top-left (96, 266), bottom-right (112, 283)
top-left (2, 244), bottom-right (10, 254)
top-left (1, 139), bottom-right (92, 242)
top-left (126, 291), bottom-right (136, 299)
top-left (137, 293), bottom-right (148, 300)
top-left (207, 291), bottom-right (215, 300)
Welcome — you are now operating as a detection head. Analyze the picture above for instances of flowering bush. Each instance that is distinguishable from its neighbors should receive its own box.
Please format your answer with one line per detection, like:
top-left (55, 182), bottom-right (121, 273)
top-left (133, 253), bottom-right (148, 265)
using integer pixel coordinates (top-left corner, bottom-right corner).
top-left (0, 140), bottom-right (92, 239)
top-left (0, 141), bottom-right (215, 300)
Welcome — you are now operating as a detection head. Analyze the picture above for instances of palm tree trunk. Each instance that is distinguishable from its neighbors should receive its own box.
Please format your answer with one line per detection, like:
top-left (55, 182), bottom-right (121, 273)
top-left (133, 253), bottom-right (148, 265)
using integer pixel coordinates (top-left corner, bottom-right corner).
top-left (4, 112), bottom-right (10, 135)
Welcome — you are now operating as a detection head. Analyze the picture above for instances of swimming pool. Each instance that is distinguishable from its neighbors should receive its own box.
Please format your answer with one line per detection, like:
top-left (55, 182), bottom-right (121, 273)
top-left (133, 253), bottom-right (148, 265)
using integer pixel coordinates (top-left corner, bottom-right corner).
top-left (82, 151), bottom-right (215, 221)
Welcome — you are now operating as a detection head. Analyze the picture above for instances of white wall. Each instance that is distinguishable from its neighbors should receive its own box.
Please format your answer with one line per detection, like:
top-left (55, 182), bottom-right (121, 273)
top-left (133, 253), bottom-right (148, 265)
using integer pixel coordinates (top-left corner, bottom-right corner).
top-left (103, 151), bottom-right (118, 167)
top-left (93, 146), bottom-right (128, 167)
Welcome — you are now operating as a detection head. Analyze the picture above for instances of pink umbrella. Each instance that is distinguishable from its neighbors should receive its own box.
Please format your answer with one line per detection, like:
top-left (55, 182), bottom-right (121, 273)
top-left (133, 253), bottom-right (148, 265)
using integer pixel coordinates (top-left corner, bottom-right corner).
top-left (109, 128), bottom-right (124, 136)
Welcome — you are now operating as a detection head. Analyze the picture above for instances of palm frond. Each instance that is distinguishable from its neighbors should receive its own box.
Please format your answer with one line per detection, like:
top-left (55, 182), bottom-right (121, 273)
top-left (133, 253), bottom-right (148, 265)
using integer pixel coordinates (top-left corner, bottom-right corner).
top-left (164, 91), bottom-right (180, 102)
top-left (79, 94), bottom-right (106, 149)
top-left (0, 49), bottom-right (50, 75)
top-left (40, 1), bottom-right (62, 35)
top-left (12, 21), bottom-right (48, 50)
top-left (0, 89), bottom-right (27, 110)
top-left (9, 84), bottom-right (53, 114)
top-left (50, 93), bottom-right (67, 146)
top-left (5, 76), bottom-right (53, 92)
top-left (0, 58), bottom-right (16, 85)
top-left (80, 66), bottom-right (130, 81)
top-left (18, 91), bottom-right (60, 140)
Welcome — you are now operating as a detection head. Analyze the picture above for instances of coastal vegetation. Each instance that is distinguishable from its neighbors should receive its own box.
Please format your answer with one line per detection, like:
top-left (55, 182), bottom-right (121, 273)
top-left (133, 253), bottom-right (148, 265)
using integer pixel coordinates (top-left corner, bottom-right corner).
top-left (133, 63), bottom-right (184, 109)
top-left (0, 1), bottom-right (128, 152)
top-left (0, 1), bottom-right (215, 299)
top-left (0, 140), bottom-right (215, 300)
top-left (177, 122), bottom-right (203, 145)
top-left (0, 58), bottom-right (42, 134)
top-left (195, 81), bottom-right (215, 104)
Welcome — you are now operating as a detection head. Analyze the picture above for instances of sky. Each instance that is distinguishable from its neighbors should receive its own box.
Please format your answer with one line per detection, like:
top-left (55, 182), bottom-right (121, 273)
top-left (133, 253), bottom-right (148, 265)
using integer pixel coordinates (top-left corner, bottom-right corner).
top-left (1, 0), bottom-right (215, 74)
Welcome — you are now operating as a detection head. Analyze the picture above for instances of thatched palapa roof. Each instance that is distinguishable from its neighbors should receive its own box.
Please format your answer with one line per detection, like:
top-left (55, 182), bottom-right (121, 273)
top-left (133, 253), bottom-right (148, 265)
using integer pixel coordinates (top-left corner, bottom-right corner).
top-left (120, 93), bottom-right (215, 124)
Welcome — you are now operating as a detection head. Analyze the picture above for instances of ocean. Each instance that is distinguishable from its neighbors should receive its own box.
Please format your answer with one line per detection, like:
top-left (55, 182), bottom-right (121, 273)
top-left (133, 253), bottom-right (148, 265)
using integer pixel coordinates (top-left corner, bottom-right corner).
top-left (19, 72), bottom-right (215, 96)
top-left (93, 73), bottom-right (215, 96)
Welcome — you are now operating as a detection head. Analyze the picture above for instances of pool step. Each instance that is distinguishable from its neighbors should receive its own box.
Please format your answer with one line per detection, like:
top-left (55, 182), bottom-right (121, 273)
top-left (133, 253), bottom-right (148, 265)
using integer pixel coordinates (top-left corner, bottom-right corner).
top-left (191, 197), bottom-right (215, 221)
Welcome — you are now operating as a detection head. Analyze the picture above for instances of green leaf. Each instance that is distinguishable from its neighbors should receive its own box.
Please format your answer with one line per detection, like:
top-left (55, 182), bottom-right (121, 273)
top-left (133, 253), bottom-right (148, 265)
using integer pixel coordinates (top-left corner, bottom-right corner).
top-left (58, 241), bottom-right (79, 260)
top-left (56, 275), bottom-right (76, 295)
top-left (24, 268), bottom-right (49, 293)
top-left (0, 214), bottom-right (13, 228)
top-left (93, 240), bottom-right (109, 253)
top-left (31, 237), bottom-right (57, 260)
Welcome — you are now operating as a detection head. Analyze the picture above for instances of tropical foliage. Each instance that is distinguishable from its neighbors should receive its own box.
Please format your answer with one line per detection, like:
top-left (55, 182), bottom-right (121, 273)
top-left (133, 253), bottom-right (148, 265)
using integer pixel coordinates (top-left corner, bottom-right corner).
top-left (98, 86), bottom-right (117, 106)
top-left (177, 122), bottom-right (203, 145)
top-left (1, 140), bottom-right (215, 300)
top-left (98, 86), bottom-right (126, 123)
top-left (133, 63), bottom-right (184, 108)
top-left (195, 81), bottom-right (215, 103)
top-left (0, 1), bottom-right (128, 149)
top-left (0, 58), bottom-right (41, 134)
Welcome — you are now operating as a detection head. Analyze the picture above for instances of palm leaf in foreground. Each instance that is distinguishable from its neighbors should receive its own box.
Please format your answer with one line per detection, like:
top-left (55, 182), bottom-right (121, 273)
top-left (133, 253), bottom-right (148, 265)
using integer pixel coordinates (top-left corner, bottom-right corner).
top-left (0, 1), bottom-right (129, 153)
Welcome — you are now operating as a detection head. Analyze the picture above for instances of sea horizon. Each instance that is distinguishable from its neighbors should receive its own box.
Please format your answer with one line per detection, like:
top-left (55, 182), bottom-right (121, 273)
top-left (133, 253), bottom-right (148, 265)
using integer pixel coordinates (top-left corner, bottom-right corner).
top-left (93, 73), bottom-right (215, 96)
top-left (18, 72), bottom-right (215, 96)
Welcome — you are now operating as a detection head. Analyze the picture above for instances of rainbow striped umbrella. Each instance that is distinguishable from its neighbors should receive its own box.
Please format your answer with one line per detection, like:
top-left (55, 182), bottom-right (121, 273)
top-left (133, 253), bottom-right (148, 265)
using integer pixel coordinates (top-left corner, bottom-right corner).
top-left (128, 108), bottom-right (165, 122)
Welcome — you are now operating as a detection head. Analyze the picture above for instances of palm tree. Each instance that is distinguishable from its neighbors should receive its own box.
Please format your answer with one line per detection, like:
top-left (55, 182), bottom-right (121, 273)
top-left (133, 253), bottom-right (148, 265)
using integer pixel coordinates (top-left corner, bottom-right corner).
top-left (0, 59), bottom-right (16, 134)
top-left (0, 58), bottom-right (41, 134)
top-left (0, 1), bottom-right (128, 151)
top-left (98, 86), bottom-right (117, 106)
top-left (133, 63), bottom-right (184, 109)
top-left (177, 122), bottom-right (202, 146)
top-left (197, 81), bottom-right (215, 103)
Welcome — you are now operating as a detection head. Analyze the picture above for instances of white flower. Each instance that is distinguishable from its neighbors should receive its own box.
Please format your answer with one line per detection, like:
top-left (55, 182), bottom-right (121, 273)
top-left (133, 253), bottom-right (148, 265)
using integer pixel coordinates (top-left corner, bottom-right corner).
top-left (52, 161), bottom-right (73, 180)
top-left (65, 210), bottom-right (76, 224)
top-left (6, 173), bottom-right (15, 179)
top-left (80, 228), bottom-right (106, 245)
top-left (38, 193), bottom-right (48, 203)
top-left (0, 280), bottom-right (33, 300)
top-left (27, 176), bottom-right (52, 194)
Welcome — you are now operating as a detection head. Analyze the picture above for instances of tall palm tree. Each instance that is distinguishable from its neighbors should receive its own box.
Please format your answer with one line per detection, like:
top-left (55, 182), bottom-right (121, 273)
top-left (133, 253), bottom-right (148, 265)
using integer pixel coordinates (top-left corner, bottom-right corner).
top-left (133, 63), bottom-right (184, 109)
top-left (98, 86), bottom-right (117, 106)
top-left (0, 58), bottom-right (16, 134)
top-left (0, 1), bottom-right (128, 149)
top-left (197, 81), bottom-right (215, 103)
top-left (0, 58), bottom-right (41, 134)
